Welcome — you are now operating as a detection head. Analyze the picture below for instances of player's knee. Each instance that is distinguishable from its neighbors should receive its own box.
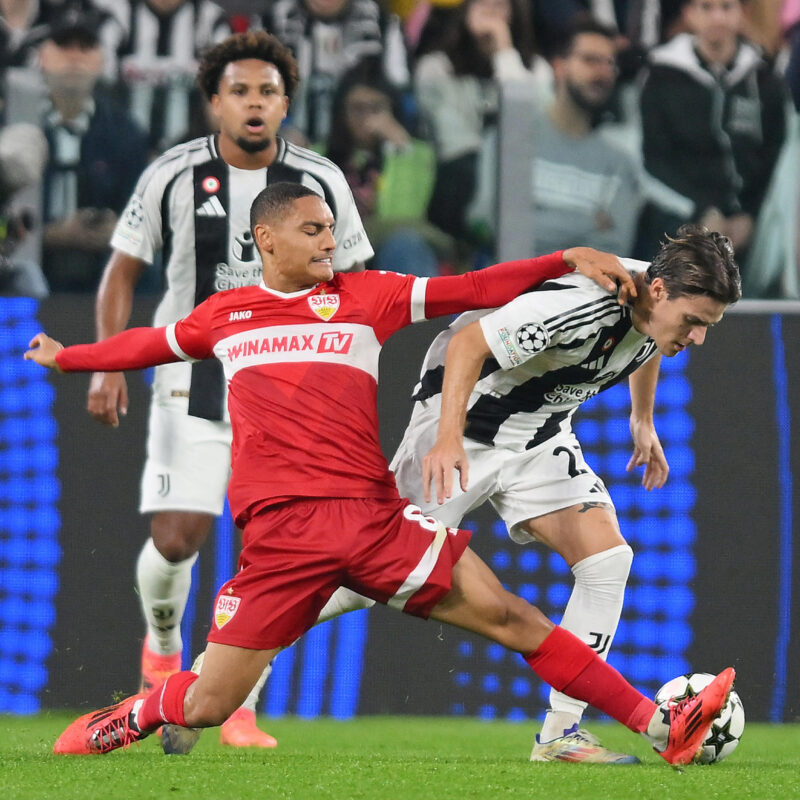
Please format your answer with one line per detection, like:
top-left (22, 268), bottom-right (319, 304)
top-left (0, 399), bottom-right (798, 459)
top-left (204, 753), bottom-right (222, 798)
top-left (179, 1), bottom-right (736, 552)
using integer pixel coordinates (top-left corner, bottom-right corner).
top-left (572, 544), bottom-right (633, 596)
top-left (151, 513), bottom-right (213, 561)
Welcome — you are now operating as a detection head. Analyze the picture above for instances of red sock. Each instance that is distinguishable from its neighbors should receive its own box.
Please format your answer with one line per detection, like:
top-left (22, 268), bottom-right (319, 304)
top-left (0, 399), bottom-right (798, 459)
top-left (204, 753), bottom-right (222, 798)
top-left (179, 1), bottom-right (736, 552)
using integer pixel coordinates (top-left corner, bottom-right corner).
top-left (137, 671), bottom-right (199, 731)
top-left (525, 626), bottom-right (656, 733)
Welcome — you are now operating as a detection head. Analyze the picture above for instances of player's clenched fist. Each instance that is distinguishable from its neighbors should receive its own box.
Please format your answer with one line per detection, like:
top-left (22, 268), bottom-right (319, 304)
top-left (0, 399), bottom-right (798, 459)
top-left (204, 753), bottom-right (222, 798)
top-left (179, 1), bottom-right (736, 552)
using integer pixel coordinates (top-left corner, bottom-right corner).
top-left (24, 333), bottom-right (64, 369)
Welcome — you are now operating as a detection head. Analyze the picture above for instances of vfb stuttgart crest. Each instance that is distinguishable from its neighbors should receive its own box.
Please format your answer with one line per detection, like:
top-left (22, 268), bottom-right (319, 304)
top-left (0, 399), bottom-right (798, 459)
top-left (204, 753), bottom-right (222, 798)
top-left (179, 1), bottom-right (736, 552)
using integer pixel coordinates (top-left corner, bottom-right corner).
top-left (308, 293), bottom-right (340, 321)
top-left (214, 594), bottom-right (241, 629)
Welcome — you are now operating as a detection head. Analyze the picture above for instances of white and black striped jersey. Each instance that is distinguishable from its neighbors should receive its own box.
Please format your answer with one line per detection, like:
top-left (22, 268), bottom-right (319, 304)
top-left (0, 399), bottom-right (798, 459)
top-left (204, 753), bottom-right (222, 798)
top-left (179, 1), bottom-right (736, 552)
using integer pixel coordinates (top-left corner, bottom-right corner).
top-left (111, 133), bottom-right (373, 421)
top-left (107, 0), bottom-right (231, 150)
top-left (410, 259), bottom-right (659, 451)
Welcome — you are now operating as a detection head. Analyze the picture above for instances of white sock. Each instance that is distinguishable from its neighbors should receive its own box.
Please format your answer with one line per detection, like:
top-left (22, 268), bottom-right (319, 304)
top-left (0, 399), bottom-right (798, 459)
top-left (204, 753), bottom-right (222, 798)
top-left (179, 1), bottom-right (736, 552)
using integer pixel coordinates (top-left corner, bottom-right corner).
top-left (136, 538), bottom-right (198, 656)
top-left (539, 544), bottom-right (633, 742)
top-left (315, 587), bottom-right (376, 625)
top-left (643, 706), bottom-right (670, 751)
top-left (241, 663), bottom-right (273, 713)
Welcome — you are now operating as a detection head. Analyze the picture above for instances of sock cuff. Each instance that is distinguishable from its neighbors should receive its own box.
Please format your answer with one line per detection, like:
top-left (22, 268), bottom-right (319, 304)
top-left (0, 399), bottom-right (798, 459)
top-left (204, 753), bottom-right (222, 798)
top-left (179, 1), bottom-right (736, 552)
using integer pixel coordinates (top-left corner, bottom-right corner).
top-left (138, 670), bottom-right (198, 731)
top-left (571, 544), bottom-right (633, 576)
top-left (139, 538), bottom-right (199, 576)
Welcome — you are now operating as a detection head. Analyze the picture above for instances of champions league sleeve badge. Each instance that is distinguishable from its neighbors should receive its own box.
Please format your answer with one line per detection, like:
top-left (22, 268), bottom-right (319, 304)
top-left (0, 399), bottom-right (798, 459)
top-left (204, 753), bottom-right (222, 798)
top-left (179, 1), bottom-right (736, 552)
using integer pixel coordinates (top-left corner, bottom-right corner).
top-left (308, 293), bottom-right (340, 321)
top-left (515, 322), bottom-right (550, 355)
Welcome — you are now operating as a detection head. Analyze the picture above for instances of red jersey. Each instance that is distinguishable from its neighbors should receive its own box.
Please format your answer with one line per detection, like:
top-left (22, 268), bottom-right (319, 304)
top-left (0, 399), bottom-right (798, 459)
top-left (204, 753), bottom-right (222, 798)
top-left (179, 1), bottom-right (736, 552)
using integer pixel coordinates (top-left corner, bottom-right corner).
top-left (56, 255), bottom-right (570, 526)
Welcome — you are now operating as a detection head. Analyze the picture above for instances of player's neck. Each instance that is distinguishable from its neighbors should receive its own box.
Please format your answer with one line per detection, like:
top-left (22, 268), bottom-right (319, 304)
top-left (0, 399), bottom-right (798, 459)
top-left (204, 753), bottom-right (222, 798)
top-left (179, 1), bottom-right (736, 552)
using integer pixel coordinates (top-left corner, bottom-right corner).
top-left (629, 274), bottom-right (653, 334)
top-left (218, 134), bottom-right (279, 170)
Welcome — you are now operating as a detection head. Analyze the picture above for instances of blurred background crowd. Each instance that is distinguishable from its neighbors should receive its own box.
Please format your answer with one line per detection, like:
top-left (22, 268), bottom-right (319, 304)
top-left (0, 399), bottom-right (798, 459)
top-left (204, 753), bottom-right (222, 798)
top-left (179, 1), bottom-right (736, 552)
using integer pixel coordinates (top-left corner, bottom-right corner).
top-left (0, 0), bottom-right (798, 298)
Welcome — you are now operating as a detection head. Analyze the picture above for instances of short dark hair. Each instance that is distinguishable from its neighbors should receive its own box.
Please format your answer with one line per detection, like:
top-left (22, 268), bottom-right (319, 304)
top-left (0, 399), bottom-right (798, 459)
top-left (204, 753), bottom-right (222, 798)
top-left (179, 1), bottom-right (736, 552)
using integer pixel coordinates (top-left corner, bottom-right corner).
top-left (646, 224), bottom-right (742, 305)
top-left (553, 15), bottom-right (617, 59)
top-left (197, 31), bottom-right (300, 101)
top-left (250, 182), bottom-right (321, 235)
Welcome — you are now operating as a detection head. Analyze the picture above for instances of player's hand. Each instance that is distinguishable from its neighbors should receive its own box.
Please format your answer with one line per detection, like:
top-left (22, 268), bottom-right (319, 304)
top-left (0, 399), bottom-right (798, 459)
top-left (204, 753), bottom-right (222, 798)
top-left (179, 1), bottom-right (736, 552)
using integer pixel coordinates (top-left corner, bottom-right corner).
top-left (24, 332), bottom-right (64, 369)
top-left (87, 371), bottom-right (129, 427)
top-left (563, 247), bottom-right (637, 305)
top-left (422, 434), bottom-right (470, 506)
top-left (627, 416), bottom-right (669, 490)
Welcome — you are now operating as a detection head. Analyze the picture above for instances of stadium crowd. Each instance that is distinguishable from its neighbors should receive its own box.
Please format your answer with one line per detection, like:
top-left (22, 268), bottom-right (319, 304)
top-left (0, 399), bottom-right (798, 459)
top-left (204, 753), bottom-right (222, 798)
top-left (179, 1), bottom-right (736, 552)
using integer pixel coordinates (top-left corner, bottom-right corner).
top-left (0, 0), bottom-right (798, 297)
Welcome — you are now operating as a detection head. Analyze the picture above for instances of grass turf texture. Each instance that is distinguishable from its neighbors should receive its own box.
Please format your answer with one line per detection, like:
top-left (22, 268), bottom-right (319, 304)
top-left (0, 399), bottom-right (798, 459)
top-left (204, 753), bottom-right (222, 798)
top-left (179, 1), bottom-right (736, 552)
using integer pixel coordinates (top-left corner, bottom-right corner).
top-left (2, 715), bottom-right (799, 800)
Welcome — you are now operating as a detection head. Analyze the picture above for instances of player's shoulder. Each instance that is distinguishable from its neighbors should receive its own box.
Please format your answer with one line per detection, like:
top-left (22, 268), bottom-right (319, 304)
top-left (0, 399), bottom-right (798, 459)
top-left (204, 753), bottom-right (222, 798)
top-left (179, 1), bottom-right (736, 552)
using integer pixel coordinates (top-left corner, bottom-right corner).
top-left (199, 285), bottom-right (264, 316)
top-left (279, 139), bottom-right (349, 186)
top-left (543, 257), bottom-right (648, 297)
top-left (136, 136), bottom-right (216, 193)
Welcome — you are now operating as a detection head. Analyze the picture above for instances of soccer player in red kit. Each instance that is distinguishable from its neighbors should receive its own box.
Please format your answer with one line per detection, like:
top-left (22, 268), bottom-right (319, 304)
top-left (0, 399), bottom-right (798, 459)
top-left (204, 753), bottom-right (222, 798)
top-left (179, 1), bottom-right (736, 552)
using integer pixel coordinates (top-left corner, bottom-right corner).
top-left (28, 183), bottom-right (734, 765)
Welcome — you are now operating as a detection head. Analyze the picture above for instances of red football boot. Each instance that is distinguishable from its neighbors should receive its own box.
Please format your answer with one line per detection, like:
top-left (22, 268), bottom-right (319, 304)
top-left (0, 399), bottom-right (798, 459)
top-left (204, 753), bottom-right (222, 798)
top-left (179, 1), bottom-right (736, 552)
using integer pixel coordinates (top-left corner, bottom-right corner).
top-left (657, 667), bottom-right (736, 766)
top-left (220, 708), bottom-right (278, 748)
top-left (54, 694), bottom-right (149, 755)
top-left (140, 635), bottom-right (181, 692)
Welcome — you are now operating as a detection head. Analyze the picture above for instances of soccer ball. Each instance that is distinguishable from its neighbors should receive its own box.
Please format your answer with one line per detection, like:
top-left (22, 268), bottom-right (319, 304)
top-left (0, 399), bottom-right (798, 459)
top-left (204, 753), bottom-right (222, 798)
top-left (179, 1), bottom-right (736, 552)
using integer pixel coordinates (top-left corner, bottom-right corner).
top-left (654, 672), bottom-right (745, 764)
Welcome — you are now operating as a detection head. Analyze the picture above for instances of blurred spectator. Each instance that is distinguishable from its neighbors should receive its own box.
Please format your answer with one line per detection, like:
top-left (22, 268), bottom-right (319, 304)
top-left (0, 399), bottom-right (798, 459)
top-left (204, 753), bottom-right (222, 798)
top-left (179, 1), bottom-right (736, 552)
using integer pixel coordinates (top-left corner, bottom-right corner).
top-left (325, 61), bottom-right (452, 276)
top-left (528, 17), bottom-right (642, 256)
top-left (0, 121), bottom-right (49, 296)
top-left (414, 0), bottom-right (551, 255)
top-left (1, 0), bottom-right (122, 77)
top-left (637, 0), bottom-right (788, 264)
top-left (261, 0), bottom-right (409, 144)
top-left (111, 0), bottom-right (231, 153)
top-left (38, 11), bottom-right (148, 291)
top-left (784, 0), bottom-right (800, 109)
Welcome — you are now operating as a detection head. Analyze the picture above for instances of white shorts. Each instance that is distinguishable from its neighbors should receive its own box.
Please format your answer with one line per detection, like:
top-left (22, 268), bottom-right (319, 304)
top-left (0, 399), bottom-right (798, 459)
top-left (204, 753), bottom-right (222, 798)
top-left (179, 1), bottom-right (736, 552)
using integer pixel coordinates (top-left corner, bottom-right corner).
top-left (391, 412), bottom-right (612, 544)
top-left (139, 402), bottom-right (232, 516)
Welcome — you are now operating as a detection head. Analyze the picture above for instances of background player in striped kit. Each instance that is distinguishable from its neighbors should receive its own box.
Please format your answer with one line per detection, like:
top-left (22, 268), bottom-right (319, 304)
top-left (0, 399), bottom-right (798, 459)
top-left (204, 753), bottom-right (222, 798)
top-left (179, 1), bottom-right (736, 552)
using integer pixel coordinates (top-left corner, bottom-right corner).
top-left (390, 225), bottom-right (741, 763)
top-left (85, 31), bottom-right (374, 747)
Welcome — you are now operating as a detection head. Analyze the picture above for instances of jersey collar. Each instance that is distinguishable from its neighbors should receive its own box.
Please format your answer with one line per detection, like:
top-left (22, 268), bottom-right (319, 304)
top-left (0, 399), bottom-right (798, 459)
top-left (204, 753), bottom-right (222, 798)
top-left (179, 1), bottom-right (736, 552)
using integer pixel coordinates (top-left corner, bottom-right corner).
top-left (258, 279), bottom-right (319, 299)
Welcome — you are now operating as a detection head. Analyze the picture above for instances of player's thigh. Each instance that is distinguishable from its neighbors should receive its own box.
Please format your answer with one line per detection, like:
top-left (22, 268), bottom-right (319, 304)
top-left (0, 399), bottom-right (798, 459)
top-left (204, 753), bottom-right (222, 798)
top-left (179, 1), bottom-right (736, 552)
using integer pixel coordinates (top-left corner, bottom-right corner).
top-left (344, 499), bottom-right (471, 616)
top-left (140, 403), bottom-right (231, 516)
top-left (392, 418), bottom-right (501, 527)
top-left (521, 503), bottom-right (625, 567)
top-left (207, 501), bottom-right (346, 652)
top-left (430, 547), bottom-right (553, 652)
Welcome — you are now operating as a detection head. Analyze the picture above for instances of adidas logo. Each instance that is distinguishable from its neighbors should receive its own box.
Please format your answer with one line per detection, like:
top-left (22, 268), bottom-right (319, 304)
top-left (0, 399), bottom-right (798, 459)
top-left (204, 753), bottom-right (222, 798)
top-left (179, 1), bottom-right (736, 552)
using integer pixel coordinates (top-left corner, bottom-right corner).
top-left (197, 196), bottom-right (226, 217)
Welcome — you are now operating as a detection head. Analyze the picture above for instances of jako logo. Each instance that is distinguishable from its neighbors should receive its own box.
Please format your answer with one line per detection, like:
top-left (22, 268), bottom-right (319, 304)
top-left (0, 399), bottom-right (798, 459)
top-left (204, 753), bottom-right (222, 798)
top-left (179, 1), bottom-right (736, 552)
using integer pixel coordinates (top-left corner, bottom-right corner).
top-left (229, 310), bottom-right (253, 321)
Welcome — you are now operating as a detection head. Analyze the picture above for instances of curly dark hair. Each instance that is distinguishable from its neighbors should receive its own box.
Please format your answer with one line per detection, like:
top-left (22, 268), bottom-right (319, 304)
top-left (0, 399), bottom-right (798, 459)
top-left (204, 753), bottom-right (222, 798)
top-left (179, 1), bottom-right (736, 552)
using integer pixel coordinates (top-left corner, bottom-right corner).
top-left (647, 224), bottom-right (742, 304)
top-left (197, 31), bottom-right (300, 101)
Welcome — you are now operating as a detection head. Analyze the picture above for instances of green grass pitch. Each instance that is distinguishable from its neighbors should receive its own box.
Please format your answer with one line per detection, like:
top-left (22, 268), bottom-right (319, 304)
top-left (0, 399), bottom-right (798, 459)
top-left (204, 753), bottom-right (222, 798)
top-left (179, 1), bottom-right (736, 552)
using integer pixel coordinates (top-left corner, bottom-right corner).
top-left (3, 714), bottom-right (800, 800)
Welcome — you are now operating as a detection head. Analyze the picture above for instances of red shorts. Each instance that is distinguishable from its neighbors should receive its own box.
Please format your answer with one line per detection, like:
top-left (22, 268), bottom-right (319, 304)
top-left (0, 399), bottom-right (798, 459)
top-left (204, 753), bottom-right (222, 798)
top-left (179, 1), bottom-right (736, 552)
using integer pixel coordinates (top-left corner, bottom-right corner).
top-left (207, 496), bottom-right (472, 650)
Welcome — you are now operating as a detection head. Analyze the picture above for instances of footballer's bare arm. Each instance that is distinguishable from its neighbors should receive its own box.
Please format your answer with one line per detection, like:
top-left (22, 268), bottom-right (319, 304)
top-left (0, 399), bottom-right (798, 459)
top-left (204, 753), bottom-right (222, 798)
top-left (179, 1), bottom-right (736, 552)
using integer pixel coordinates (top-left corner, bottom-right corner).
top-left (89, 250), bottom-right (148, 427)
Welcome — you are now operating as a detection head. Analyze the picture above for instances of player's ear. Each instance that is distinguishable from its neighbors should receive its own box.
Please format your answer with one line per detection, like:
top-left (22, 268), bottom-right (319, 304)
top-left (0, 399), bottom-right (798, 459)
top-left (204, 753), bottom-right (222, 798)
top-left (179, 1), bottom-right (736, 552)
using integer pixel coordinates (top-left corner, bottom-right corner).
top-left (209, 93), bottom-right (222, 120)
top-left (650, 277), bottom-right (667, 301)
top-left (253, 222), bottom-right (273, 254)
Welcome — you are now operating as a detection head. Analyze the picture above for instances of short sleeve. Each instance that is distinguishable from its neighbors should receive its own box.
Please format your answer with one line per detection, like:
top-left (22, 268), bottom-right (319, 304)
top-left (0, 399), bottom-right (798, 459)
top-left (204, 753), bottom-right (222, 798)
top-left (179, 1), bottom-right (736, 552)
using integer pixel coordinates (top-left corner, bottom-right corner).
top-left (479, 295), bottom-right (553, 370)
top-left (109, 159), bottom-right (167, 263)
top-left (171, 297), bottom-right (217, 361)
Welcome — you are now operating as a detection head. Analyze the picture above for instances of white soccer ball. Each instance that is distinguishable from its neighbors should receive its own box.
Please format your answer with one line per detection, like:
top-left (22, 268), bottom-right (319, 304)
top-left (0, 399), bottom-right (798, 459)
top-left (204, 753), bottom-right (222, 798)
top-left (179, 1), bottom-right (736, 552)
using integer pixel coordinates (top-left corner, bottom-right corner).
top-left (654, 672), bottom-right (745, 764)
